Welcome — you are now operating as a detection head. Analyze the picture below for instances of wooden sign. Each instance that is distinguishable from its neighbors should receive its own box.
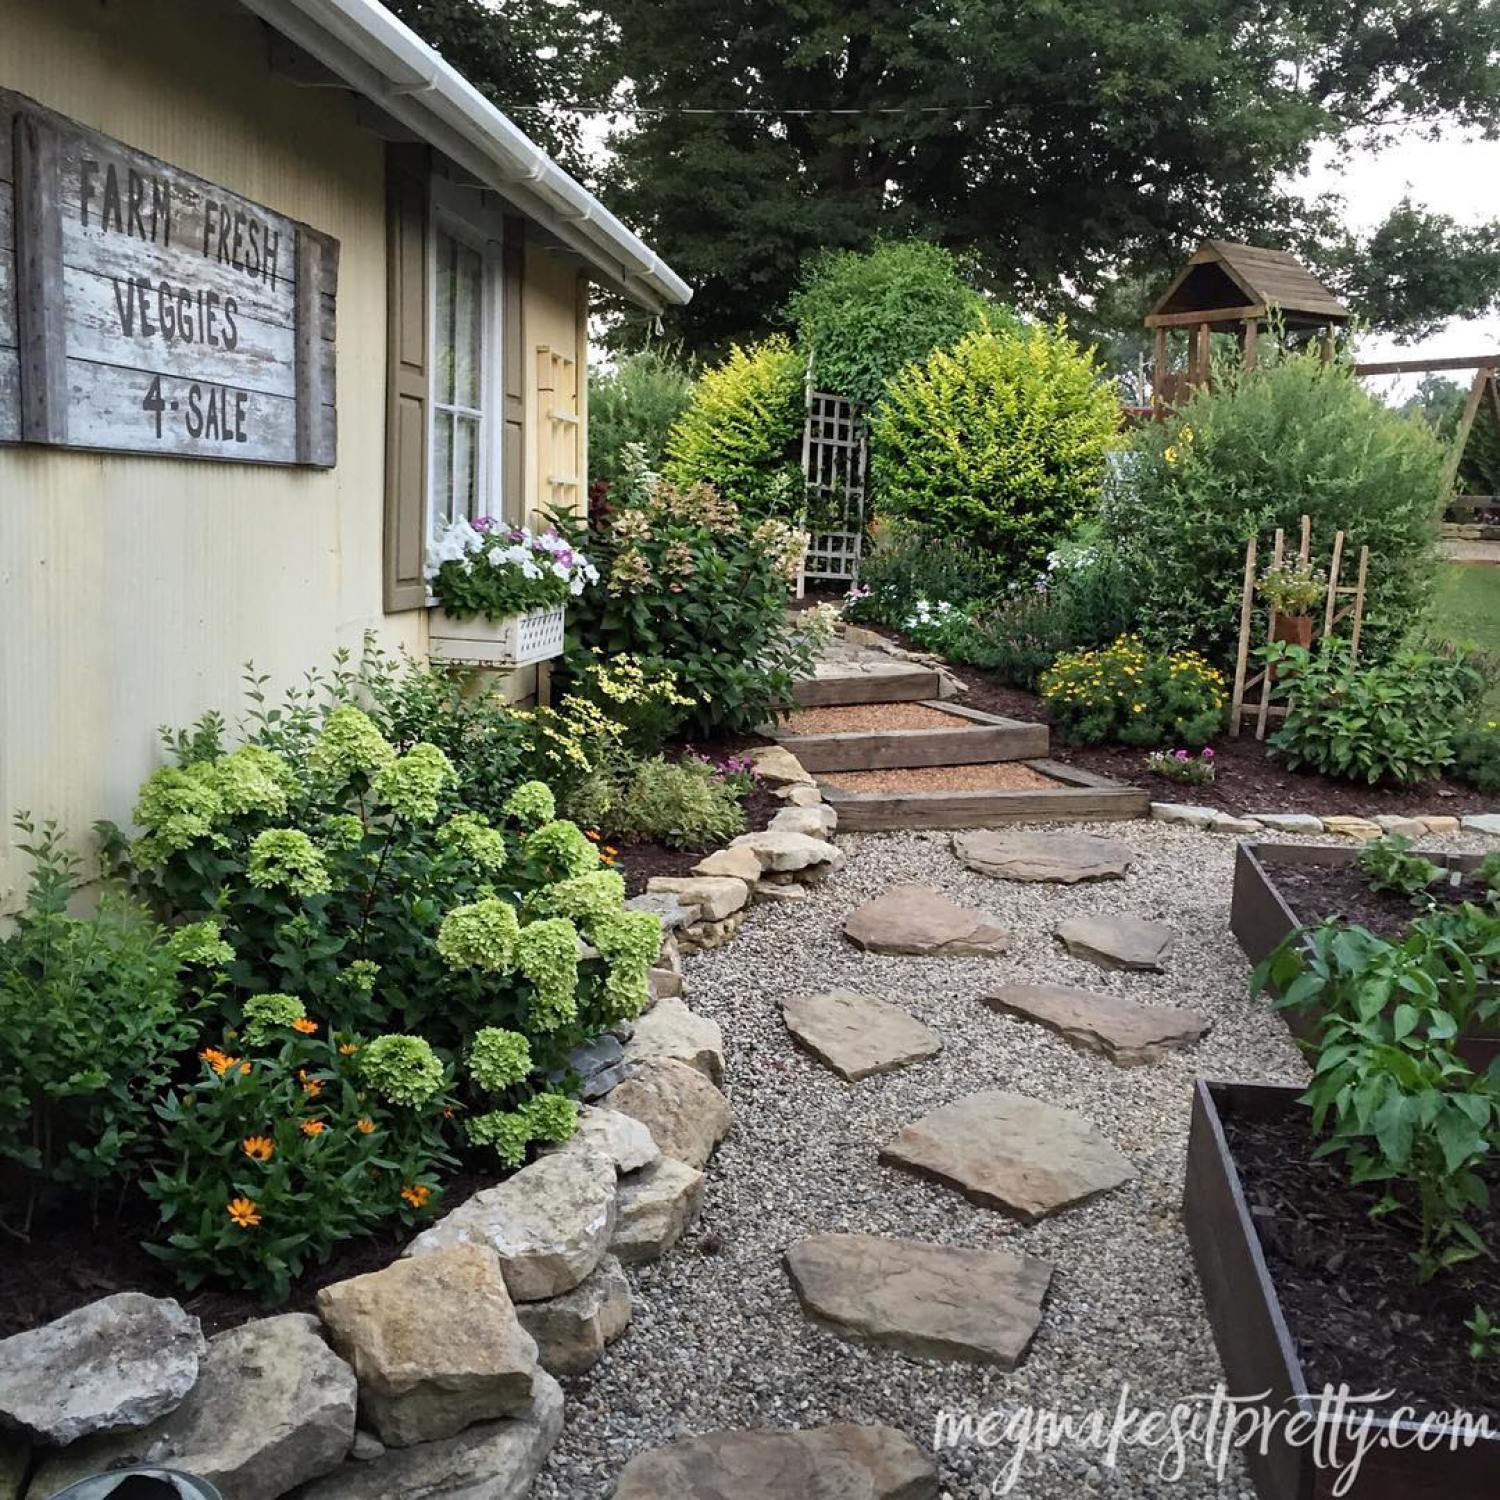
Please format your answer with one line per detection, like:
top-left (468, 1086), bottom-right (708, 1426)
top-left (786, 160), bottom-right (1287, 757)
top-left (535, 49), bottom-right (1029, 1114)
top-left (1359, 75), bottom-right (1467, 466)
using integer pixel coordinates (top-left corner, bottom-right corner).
top-left (0, 87), bottom-right (337, 466)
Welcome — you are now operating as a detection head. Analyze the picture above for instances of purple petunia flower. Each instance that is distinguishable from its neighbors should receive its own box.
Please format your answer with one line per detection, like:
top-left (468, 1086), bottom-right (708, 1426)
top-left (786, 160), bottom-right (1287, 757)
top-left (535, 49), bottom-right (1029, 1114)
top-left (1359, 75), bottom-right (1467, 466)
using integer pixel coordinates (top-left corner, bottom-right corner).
top-left (1202, 747), bottom-right (1215, 759)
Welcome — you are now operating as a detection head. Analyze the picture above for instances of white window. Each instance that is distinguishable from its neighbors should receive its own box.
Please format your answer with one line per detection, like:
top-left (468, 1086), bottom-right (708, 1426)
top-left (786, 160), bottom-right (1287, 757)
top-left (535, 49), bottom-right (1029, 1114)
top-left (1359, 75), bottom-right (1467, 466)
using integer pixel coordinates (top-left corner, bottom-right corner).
top-left (428, 200), bottom-right (503, 537)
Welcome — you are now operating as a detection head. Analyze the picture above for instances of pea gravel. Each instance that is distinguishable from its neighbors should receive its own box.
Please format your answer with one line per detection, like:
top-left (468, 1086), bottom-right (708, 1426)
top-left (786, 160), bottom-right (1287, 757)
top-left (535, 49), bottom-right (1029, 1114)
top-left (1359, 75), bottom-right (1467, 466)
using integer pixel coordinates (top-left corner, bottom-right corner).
top-left (533, 821), bottom-right (1496, 1499)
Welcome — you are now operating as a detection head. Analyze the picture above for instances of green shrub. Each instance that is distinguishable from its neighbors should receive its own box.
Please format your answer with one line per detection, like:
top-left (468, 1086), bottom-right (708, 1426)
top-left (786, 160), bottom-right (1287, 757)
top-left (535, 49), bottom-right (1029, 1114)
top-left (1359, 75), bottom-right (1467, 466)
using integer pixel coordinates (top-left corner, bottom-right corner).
top-left (786, 241), bottom-right (994, 408)
top-left (557, 481), bottom-right (814, 736)
top-left (1040, 636), bottom-right (1227, 747)
top-left (1265, 641), bottom-right (1483, 785)
top-left (1105, 346), bottom-right (1447, 663)
top-left (663, 336), bottom-right (804, 516)
top-left (844, 525), bottom-right (1002, 627)
top-left (1357, 835), bottom-right (1443, 906)
top-left (610, 757), bottom-right (747, 849)
top-left (589, 348), bottom-right (697, 488)
top-left (0, 819), bottom-right (199, 1229)
top-left (1453, 720), bottom-right (1500, 794)
top-left (872, 320), bottom-right (1119, 578)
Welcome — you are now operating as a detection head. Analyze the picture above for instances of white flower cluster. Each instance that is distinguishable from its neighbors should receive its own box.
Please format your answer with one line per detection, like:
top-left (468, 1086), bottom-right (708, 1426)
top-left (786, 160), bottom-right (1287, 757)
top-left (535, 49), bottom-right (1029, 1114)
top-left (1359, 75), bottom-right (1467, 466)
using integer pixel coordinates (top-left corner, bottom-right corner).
top-left (903, 597), bottom-right (959, 632)
top-left (426, 517), bottom-right (600, 595)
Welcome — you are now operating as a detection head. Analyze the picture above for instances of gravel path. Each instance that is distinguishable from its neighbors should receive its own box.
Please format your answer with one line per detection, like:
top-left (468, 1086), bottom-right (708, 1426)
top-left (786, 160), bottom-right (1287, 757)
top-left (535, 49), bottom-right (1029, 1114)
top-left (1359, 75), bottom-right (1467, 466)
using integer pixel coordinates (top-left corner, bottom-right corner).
top-left (534, 821), bottom-right (1494, 1499)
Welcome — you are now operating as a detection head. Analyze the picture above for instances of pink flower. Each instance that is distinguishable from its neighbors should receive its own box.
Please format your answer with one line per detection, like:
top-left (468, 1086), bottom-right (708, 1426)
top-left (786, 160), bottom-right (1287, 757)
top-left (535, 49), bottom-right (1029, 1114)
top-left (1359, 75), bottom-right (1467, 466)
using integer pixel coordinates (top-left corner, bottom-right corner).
top-left (1174, 749), bottom-right (1189, 761)
top-left (1202, 747), bottom-right (1215, 759)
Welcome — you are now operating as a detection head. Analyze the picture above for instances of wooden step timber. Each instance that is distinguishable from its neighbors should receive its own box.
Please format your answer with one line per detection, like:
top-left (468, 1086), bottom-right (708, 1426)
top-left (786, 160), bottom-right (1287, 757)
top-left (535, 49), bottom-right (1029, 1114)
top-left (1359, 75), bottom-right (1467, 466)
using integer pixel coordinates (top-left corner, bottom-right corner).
top-left (818, 759), bottom-right (1150, 831)
top-left (775, 701), bottom-right (1049, 772)
top-left (792, 665), bottom-right (943, 707)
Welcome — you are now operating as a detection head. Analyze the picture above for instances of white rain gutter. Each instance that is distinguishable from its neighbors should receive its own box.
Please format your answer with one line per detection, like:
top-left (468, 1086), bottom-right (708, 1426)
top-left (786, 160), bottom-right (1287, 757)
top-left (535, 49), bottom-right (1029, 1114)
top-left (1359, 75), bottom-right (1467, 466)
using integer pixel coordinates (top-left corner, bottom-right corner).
top-left (235, 0), bottom-right (691, 312)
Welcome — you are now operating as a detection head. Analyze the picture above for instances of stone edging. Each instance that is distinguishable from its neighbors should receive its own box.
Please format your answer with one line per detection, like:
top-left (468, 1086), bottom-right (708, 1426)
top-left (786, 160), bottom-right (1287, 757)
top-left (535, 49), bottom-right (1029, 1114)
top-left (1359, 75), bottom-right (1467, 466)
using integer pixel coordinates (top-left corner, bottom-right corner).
top-left (1149, 802), bottom-right (1500, 840)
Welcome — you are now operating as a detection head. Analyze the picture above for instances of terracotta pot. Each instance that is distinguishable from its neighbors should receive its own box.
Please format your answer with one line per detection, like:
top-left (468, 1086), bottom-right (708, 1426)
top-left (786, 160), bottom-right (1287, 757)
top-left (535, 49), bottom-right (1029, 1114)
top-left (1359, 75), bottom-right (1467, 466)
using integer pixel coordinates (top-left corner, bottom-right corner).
top-left (1270, 612), bottom-right (1314, 649)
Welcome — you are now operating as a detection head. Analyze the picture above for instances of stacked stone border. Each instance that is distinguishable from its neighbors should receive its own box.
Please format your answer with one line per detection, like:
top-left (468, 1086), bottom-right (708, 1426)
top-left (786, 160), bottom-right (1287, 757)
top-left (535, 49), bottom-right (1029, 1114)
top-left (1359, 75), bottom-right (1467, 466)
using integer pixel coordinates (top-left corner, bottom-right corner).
top-left (1149, 802), bottom-right (1500, 840)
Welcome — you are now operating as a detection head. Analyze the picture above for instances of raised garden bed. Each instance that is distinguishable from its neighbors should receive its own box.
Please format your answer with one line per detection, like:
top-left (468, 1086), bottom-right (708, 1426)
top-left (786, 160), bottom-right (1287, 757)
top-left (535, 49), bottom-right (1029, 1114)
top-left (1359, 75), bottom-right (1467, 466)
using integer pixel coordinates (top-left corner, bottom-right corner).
top-left (1184, 1080), bottom-right (1500, 1500)
top-left (1229, 840), bottom-right (1498, 1069)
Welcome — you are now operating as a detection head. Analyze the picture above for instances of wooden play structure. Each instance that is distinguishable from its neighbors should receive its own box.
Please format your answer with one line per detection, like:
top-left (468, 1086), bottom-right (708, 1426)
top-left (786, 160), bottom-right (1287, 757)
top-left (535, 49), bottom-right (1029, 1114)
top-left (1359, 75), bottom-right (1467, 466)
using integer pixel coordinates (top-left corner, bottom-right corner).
top-left (1228, 515), bottom-right (1370, 739)
top-left (1146, 241), bottom-right (1350, 405)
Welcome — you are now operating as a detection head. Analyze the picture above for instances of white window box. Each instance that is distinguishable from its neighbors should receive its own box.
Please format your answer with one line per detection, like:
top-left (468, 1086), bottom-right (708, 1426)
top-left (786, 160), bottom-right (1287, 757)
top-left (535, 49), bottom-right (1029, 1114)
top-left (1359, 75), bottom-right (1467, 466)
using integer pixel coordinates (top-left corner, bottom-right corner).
top-left (428, 605), bottom-right (566, 668)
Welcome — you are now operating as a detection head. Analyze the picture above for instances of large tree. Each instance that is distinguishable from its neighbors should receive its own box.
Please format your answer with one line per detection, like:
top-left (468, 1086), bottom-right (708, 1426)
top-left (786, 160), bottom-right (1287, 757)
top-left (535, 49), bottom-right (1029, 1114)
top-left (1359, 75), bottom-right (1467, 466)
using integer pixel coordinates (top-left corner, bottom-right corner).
top-left (593, 0), bottom-right (1500, 352)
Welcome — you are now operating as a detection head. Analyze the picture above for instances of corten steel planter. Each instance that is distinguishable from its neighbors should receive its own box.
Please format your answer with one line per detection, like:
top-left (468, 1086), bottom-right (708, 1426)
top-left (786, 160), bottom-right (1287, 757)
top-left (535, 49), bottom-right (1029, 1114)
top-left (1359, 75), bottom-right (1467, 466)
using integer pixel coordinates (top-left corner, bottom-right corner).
top-left (1184, 1080), bottom-right (1500, 1499)
top-left (1271, 612), bottom-right (1316, 650)
top-left (1229, 840), bottom-right (1498, 1071)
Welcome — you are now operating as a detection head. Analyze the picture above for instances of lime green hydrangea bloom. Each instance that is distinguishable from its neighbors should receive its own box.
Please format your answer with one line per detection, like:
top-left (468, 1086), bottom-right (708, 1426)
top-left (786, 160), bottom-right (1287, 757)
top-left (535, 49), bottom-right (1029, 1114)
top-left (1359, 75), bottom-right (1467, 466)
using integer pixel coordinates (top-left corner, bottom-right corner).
top-left (308, 706), bottom-right (396, 785)
top-left (437, 897), bottom-right (520, 972)
top-left (132, 765), bottom-right (222, 867)
top-left (247, 827), bottom-right (332, 897)
top-left (320, 812), bottom-right (367, 851)
top-left (374, 743), bottom-right (454, 823)
top-left (466, 1108), bottom-right (532, 1167)
top-left (342, 958), bottom-right (381, 994)
top-left (524, 819), bottom-right (599, 879)
top-left (360, 1033), bottom-right (444, 1107)
top-left (167, 918), bottom-right (234, 969)
top-left (243, 992), bottom-right (307, 1044)
top-left (201, 745), bottom-right (300, 819)
top-left (515, 917), bottom-right (581, 1031)
top-left (502, 780), bottom-right (556, 830)
top-left (592, 908), bottom-right (663, 1023)
top-left (520, 1091), bottom-right (578, 1144)
top-left (468, 1027), bottom-right (533, 1092)
top-left (523, 868), bottom-right (626, 933)
top-left (436, 811), bottom-right (508, 873)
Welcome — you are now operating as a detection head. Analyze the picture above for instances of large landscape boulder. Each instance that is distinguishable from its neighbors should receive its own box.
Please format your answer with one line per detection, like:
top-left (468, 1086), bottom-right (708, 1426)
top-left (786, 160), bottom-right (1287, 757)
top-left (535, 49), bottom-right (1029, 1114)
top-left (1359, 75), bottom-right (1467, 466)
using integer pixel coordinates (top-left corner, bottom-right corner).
top-left (981, 982), bottom-right (1208, 1066)
top-left (27, 1313), bottom-right (357, 1500)
top-left (612, 1424), bottom-right (937, 1499)
top-left (645, 876), bottom-right (749, 922)
top-left (880, 1091), bottom-right (1134, 1222)
top-left (297, 1371), bottom-right (564, 1500)
top-left (316, 1246), bottom-right (538, 1448)
top-left (952, 829), bottom-right (1133, 884)
top-left (545, 1104), bottom-right (661, 1175)
top-left (610, 1157), bottom-right (707, 1264)
top-left (843, 885), bottom-right (1009, 957)
top-left (780, 991), bottom-right (941, 1081)
top-left (405, 1150), bottom-right (617, 1303)
top-left (0, 1293), bottom-right (204, 1447)
top-left (746, 745), bottom-right (815, 787)
top-left (516, 1256), bottom-right (632, 1376)
top-left (728, 829), bottom-right (842, 874)
top-left (623, 997), bottom-right (725, 1085)
top-left (605, 1056), bottom-right (731, 1169)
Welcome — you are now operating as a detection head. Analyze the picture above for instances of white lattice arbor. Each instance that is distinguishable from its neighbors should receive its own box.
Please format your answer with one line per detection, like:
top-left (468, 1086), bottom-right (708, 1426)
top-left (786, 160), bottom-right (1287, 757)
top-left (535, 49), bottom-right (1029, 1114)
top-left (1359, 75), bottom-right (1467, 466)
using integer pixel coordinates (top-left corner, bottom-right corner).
top-left (800, 383), bottom-right (869, 586)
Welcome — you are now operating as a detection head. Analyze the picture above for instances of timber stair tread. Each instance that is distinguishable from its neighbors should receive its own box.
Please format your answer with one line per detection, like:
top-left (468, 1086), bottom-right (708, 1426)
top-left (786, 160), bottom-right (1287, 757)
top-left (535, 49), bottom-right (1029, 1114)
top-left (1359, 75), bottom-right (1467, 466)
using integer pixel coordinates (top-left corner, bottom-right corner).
top-left (773, 700), bottom-right (1049, 773)
top-left (791, 663), bottom-right (943, 707)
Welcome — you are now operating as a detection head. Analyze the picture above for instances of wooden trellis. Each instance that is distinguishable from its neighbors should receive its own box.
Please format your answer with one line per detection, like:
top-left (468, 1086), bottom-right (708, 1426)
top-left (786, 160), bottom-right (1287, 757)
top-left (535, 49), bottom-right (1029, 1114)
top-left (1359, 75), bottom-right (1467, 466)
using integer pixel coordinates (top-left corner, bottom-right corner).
top-left (1228, 515), bottom-right (1370, 739)
top-left (798, 351), bottom-right (869, 590)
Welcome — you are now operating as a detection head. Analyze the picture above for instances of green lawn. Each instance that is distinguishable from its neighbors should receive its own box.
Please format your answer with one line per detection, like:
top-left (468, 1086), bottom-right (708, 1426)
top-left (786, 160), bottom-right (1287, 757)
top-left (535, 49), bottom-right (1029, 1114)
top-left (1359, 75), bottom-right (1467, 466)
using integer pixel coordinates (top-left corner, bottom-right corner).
top-left (1431, 562), bottom-right (1500, 711)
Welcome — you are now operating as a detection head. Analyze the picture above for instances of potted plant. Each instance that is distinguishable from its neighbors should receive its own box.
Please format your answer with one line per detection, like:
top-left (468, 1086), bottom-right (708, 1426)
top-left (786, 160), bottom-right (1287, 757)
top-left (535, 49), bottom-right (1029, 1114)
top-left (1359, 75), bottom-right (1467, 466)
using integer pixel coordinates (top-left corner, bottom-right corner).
top-left (1257, 558), bottom-right (1326, 648)
top-left (425, 517), bottom-right (598, 667)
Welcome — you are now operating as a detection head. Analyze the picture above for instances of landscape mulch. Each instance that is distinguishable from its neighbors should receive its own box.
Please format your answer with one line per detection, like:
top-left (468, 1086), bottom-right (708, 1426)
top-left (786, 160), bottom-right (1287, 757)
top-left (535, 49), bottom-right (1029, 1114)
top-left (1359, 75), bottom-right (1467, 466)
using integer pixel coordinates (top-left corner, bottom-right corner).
top-left (1223, 1107), bottom-right (1499, 1420)
top-left (616, 778), bottom-right (779, 898)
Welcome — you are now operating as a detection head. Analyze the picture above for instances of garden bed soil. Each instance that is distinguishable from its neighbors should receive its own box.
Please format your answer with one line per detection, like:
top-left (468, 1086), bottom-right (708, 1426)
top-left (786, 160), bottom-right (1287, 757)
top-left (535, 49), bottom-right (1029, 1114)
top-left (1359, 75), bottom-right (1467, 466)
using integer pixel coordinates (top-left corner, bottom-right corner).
top-left (1221, 1104), bottom-right (1499, 1420)
top-left (1272, 859), bottom-right (1491, 942)
top-left (617, 780), bottom-right (780, 897)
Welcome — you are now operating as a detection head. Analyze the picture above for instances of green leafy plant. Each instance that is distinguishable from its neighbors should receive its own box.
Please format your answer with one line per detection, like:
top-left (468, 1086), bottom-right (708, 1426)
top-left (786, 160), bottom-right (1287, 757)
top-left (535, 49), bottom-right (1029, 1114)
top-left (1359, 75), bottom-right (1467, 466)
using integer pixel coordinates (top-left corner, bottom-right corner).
top-left (1453, 719), bottom-right (1500, 795)
top-left (872, 319), bottom-right (1119, 579)
top-left (0, 819), bottom-right (201, 1234)
top-left (589, 347), bottom-right (697, 488)
top-left (1258, 557), bottom-right (1327, 614)
top-left (1144, 747), bottom-right (1217, 786)
top-left (786, 240), bottom-right (994, 407)
top-left (1357, 834), bottom-right (1444, 907)
top-left (1039, 636), bottom-right (1227, 748)
top-left (842, 525), bottom-right (1004, 626)
top-left (1256, 913), bottom-right (1500, 1281)
top-left (1265, 641), bottom-right (1484, 785)
top-left (1468, 1305), bottom-right (1499, 1361)
top-left (1104, 345), bottom-right (1447, 663)
top-left (609, 756), bottom-right (748, 849)
top-left (663, 335), bottom-right (804, 516)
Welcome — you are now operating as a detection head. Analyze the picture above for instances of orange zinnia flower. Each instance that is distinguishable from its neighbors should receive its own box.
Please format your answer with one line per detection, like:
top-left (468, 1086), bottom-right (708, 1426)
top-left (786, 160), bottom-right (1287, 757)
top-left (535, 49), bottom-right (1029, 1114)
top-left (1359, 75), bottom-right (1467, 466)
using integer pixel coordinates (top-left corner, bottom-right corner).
top-left (400, 1183), bottom-right (431, 1209)
top-left (584, 830), bottom-right (601, 843)
top-left (355, 1118), bottom-right (376, 1134)
top-left (200, 1048), bottom-right (244, 1077)
top-left (227, 1197), bottom-right (261, 1228)
top-left (604, 845), bottom-right (619, 856)
top-left (242, 1135), bottom-right (274, 1163)
top-left (298, 1069), bottom-right (323, 1098)
top-left (300, 1118), bottom-right (327, 1137)
top-left (339, 1042), bottom-right (359, 1056)
top-left (291, 1017), bottom-right (318, 1035)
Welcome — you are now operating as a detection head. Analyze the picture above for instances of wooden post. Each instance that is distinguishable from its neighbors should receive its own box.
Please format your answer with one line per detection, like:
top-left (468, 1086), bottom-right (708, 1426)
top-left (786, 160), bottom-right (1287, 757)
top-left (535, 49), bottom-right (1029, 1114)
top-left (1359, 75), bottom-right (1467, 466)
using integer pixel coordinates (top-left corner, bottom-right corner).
top-left (1444, 367), bottom-right (1489, 494)
top-left (1298, 513), bottom-right (1311, 564)
top-left (1229, 536), bottom-right (1258, 737)
top-left (13, 110), bottom-right (67, 444)
top-left (1242, 318), bottom-right (1258, 370)
top-left (1349, 547), bottom-right (1370, 660)
top-left (1323, 531), bottom-right (1345, 640)
top-left (1153, 327), bottom-right (1168, 407)
top-left (1255, 528), bottom-right (1286, 741)
top-left (1320, 326), bottom-right (1336, 364)
top-left (1193, 321), bottom-right (1212, 390)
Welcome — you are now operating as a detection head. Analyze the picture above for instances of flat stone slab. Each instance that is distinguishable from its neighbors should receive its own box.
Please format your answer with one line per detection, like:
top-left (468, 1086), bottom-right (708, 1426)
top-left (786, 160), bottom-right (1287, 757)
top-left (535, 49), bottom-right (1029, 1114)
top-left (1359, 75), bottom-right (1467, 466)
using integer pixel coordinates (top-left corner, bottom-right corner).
top-left (843, 884), bottom-right (1010, 956)
top-left (781, 991), bottom-right (941, 1081)
top-left (880, 1090), bottom-right (1134, 1222)
top-left (612, 1423), bottom-right (938, 1500)
top-left (1249, 812), bottom-right (1324, 834)
top-left (785, 1233), bottom-right (1051, 1368)
top-left (952, 829), bottom-right (1132, 884)
top-left (1462, 813), bottom-right (1500, 836)
top-left (981, 982), bottom-right (1208, 1066)
top-left (1055, 915), bottom-right (1175, 972)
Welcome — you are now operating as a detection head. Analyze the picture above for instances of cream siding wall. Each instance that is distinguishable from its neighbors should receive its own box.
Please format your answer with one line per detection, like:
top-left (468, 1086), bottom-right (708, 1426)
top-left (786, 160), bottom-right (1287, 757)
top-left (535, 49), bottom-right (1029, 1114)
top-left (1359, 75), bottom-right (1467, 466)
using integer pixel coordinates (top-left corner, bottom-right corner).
top-left (0, 0), bottom-right (415, 908)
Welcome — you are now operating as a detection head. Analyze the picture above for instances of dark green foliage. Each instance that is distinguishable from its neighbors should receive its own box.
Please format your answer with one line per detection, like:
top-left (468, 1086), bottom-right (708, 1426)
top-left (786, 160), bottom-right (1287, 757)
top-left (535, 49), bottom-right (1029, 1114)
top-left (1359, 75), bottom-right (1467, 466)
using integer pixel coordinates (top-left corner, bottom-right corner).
top-left (845, 527), bottom-right (1003, 623)
top-left (589, 348), bottom-right (697, 488)
top-left (610, 757), bottom-right (747, 849)
top-left (787, 242), bottom-right (994, 406)
top-left (1453, 723), bottom-right (1500, 795)
top-left (1357, 835), bottom-right (1444, 907)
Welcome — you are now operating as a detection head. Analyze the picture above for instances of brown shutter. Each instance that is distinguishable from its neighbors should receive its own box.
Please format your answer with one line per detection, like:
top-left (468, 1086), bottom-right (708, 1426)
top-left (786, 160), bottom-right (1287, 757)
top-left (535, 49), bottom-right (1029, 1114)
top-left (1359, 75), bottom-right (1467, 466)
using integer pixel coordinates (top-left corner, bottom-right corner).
top-left (502, 216), bottom-right (526, 524)
top-left (383, 146), bottom-right (431, 612)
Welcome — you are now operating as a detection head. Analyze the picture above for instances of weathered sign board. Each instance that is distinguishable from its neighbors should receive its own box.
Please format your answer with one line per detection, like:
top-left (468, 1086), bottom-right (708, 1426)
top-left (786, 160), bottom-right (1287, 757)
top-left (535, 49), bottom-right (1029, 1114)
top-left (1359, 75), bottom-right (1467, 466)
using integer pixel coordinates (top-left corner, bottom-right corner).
top-left (0, 87), bottom-right (337, 466)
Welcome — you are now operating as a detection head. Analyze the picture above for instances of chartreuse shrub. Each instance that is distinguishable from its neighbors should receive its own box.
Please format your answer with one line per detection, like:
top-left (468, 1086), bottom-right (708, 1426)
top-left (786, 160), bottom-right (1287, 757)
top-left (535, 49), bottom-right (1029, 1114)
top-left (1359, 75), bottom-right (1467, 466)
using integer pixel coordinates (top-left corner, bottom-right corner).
top-left (609, 756), bottom-right (747, 850)
top-left (557, 479), bottom-right (814, 736)
top-left (1106, 345), bottom-right (1446, 664)
top-left (663, 335), bottom-right (804, 517)
top-left (1040, 637), bottom-right (1226, 748)
top-left (872, 319), bottom-right (1119, 580)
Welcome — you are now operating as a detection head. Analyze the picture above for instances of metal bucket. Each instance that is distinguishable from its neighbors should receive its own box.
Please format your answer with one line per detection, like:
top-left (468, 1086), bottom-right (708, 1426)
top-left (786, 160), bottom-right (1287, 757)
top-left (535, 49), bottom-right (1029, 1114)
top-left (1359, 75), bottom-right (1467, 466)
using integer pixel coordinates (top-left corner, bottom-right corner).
top-left (46, 1471), bottom-right (222, 1500)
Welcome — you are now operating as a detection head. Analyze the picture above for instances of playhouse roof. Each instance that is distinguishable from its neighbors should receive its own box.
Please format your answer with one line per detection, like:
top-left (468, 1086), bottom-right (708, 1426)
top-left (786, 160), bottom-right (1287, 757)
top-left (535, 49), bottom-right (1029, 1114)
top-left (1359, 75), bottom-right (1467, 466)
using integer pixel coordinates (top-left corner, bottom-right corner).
top-left (1145, 240), bottom-right (1349, 329)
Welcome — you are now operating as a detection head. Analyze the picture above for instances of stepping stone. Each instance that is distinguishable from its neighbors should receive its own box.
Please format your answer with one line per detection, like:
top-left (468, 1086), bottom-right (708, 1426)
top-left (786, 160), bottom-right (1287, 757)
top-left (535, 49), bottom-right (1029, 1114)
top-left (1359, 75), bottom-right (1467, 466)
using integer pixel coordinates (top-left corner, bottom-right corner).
top-left (1055, 915), bottom-right (1174, 972)
top-left (780, 991), bottom-right (941, 1081)
top-left (785, 1233), bottom-right (1051, 1368)
top-left (843, 884), bottom-right (1010, 956)
top-left (612, 1423), bottom-right (938, 1500)
top-left (952, 829), bottom-right (1133, 884)
top-left (880, 1090), bottom-right (1134, 1222)
top-left (605, 1056), bottom-right (731, 1169)
top-left (981, 982), bottom-right (1208, 1066)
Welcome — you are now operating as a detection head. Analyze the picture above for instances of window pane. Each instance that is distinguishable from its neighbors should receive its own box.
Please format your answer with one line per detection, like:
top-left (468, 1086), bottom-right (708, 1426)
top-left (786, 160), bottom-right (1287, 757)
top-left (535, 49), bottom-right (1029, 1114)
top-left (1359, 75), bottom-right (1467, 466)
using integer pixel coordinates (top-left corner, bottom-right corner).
top-left (431, 411), bottom-right (454, 531)
top-left (454, 241), bottom-right (483, 410)
top-left (434, 233), bottom-right (456, 406)
top-left (454, 415), bottom-right (479, 521)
